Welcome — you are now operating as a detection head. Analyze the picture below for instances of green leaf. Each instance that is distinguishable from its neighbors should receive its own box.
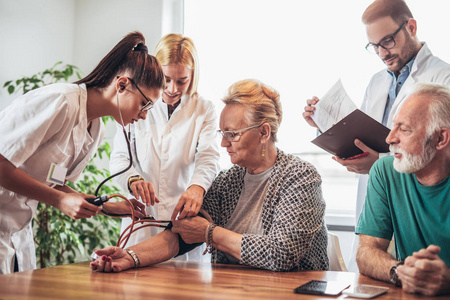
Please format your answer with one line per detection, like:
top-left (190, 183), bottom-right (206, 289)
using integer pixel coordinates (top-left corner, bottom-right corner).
top-left (7, 85), bottom-right (14, 94)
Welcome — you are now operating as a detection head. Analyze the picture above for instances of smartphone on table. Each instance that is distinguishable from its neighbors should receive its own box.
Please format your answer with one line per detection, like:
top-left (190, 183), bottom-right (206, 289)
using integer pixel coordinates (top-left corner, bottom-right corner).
top-left (293, 280), bottom-right (350, 296)
top-left (343, 285), bottom-right (389, 298)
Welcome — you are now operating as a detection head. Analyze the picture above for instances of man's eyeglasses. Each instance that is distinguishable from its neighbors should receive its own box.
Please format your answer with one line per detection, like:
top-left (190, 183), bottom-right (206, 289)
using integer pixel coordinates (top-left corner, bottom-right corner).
top-left (117, 76), bottom-right (154, 112)
top-left (217, 124), bottom-right (261, 142)
top-left (365, 20), bottom-right (408, 54)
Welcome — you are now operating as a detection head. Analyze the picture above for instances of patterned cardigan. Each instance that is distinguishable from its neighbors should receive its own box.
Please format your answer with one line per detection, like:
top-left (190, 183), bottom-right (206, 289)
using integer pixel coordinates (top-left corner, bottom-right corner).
top-left (202, 149), bottom-right (329, 271)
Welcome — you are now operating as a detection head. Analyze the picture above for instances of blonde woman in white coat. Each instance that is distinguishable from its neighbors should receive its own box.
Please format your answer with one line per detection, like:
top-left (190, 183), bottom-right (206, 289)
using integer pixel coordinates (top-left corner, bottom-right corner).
top-left (110, 34), bottom-right (220, 261)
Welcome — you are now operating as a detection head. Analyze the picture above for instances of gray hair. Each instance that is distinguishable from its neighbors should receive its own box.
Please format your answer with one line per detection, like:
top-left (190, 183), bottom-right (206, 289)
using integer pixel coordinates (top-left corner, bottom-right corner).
top-left (411, 83), bottom-right (450, 136)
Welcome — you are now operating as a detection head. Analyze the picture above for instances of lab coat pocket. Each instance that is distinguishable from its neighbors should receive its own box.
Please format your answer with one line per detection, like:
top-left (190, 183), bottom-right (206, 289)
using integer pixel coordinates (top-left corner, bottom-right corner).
top-left (23, 143), bottom-right (71, 184)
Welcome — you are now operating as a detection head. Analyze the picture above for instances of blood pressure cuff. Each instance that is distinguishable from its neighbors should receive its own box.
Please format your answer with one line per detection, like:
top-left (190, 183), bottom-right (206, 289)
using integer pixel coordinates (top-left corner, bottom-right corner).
top-left (164, 212), bottom-right (207, 257)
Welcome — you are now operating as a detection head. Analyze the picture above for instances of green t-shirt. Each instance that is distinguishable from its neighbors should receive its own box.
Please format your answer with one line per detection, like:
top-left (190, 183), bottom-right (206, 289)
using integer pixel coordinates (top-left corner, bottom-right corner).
top-left (356, 156), bottom-right (450, 266)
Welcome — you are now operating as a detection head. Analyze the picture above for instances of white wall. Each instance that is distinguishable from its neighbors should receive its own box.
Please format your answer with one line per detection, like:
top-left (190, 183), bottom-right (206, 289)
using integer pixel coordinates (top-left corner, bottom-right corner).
top-left (0, 0), bottom-right (172, 111)
top-left (0, 0), bottom-right (75, 110)
top-left (72, 0), bottom-right (164, 79)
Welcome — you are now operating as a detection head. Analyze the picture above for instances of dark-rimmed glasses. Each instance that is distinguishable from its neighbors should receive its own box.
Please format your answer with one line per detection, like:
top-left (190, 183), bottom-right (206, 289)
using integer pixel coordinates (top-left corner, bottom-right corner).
top-left (117, 76), bottom-right (154, 111)
top-left (365, 20), bottom-right (408, 54)
top-left (218, 124), bottom-right (261, 142)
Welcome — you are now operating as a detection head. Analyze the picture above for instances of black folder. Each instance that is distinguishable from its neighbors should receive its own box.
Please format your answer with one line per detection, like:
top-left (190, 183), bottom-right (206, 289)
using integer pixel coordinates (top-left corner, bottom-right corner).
top-left (311, 109), bottom-right (391, 159)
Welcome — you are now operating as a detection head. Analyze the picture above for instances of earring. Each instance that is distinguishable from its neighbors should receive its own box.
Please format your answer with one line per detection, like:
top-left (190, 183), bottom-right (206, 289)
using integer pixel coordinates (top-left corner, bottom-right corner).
top-left (261, 144), bottom-right (265, 157)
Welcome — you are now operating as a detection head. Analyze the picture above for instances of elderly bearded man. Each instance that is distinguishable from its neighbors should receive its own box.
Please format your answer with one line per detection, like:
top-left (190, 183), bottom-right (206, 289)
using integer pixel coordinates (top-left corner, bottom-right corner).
top-left (356, 83), bottom-right (450, 296)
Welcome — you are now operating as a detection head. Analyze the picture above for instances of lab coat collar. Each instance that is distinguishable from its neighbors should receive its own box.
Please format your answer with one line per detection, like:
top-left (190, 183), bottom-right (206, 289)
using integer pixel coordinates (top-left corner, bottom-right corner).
top-left (157, 94), bottom-right (192, 121)
top-left (385, 43), bottom-right (432, 127)
top-left (410, 42), bottom-right (430, 77)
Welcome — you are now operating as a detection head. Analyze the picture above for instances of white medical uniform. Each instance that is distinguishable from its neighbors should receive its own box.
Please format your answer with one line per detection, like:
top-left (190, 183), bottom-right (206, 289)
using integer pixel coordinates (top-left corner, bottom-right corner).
top-left (348, 43), bottom-right (450, 271)
top-left (0, 83), bottom-right (104, 274)
top-left (110, 93), bottom-right (220, 261)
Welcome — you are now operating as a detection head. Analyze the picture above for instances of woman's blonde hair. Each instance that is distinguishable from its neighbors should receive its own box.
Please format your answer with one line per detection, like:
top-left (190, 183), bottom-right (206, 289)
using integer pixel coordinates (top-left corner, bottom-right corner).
top-left (154, 33), bottom-right (199, 96)
top-left (222, 79), bottom-right (282, 142)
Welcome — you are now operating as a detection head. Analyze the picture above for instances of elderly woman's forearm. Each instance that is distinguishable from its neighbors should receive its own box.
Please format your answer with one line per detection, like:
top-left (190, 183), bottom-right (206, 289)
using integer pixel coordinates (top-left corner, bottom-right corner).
top-left (211, 226), bottom-right (242, 260)
top-left (130, 230), bottom-right (180, 267)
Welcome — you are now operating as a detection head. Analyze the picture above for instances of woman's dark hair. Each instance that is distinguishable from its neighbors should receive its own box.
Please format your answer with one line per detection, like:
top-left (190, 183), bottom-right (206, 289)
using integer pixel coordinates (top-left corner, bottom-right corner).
top-left (75, 31), bottom-right (164, 90)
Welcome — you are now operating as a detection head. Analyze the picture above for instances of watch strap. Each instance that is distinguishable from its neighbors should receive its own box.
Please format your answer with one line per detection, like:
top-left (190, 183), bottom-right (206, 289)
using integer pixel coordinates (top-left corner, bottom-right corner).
top-left (390, 261), bottom-right (404, 286)
top-left (128, 175), bottom-right (144, 193)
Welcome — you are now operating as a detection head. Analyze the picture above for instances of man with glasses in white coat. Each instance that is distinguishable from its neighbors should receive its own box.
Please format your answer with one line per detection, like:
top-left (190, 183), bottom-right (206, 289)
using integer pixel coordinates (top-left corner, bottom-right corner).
top-left (302, 0), bottom-right (450, 270)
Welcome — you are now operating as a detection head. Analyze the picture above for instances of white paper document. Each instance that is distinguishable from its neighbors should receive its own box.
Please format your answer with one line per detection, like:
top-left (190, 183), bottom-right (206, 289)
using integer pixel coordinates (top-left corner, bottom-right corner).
top-left (311, 79), bottom-right (358, 132)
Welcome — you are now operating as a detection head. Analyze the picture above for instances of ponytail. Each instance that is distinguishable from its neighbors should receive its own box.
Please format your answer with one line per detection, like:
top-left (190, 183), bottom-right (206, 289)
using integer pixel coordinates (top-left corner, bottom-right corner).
top-left (75, 31), bottom-right (164, 91)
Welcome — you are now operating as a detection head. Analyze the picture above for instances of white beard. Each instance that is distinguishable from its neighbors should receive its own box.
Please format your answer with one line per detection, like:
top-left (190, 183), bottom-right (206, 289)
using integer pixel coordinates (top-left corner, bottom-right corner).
top-left (390, 138), bottom-right (436, 173)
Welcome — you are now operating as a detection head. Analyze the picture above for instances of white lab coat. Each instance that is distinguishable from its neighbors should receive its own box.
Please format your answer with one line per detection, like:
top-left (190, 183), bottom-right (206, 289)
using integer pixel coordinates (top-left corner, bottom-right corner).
top-left (0, 83), bottom-right (104, 274)
top-left (110, 93), bottom-right (220, 261)
top-left (348, 43), bottom-right (450, 272)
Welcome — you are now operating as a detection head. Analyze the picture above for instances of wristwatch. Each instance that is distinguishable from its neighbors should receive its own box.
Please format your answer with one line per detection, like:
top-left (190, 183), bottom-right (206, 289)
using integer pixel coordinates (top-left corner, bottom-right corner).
top-left (127, 175), bottom-right (144, 193)
top-left (389, 261), bottom-right (404, 286)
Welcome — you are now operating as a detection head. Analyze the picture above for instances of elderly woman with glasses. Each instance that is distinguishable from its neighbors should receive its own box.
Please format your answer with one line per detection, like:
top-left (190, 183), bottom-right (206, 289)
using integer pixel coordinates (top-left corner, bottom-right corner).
top-left (91, 79), bottom-right (329, 272)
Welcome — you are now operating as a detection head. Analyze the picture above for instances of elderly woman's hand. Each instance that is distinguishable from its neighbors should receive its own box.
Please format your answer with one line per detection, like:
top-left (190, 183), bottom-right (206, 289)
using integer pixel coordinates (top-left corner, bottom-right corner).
top-left (90, 246), bottom-right (134, 273)
top-left (171, 185), bottom-right (205, 221)
top-left (171, 216), bottom-right (210, 244)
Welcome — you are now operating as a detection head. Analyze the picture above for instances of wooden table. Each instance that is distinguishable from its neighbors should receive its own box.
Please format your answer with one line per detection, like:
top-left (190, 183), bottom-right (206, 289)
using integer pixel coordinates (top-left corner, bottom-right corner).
top-left (0, 260), bottom-right (447, 299)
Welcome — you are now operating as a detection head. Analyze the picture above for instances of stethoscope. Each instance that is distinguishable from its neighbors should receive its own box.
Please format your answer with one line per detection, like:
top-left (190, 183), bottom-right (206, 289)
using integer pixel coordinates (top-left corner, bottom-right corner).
top-left (87, 87), bottom-right (171, 251)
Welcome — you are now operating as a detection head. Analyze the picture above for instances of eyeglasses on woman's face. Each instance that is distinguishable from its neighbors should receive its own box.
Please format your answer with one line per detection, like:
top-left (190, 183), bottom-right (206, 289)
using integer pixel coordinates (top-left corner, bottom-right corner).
top-left (217, 124), bottom-right (261, 142)
top-left (127, 77), bottom-right (154, 112)
top-left (117, 76), bottom-right (155, 112)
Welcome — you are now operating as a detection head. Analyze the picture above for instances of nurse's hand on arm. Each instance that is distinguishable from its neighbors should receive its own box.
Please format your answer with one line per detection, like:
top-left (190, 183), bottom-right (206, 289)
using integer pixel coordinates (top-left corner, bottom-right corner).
top-left (129, 179), bottom-right (159, 206)
top-left (332, 139), bottom-right (379, 174)
top-left (302, 96), bottom-right (320, 129)
top-left (0, 154), bottom-right (102, 219)
top-left (171, 185), bottom-right (205, 221)
top-left (172, 216), bottom-right (242, 260)
top-left (397, 245), bottom-right (450, 296)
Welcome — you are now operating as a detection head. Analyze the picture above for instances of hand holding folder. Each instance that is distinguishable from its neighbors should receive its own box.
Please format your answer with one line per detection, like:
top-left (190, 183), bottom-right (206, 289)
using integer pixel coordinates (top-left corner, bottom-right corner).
top-left (310, 80), bottom-right (390, 159)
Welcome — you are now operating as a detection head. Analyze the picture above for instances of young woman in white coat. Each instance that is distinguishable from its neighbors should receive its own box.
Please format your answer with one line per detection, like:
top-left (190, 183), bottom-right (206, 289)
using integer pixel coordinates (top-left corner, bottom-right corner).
top-left (0, 31), bottom-right (165, 274)
top-left (110, 33), bottom-right (220, 261)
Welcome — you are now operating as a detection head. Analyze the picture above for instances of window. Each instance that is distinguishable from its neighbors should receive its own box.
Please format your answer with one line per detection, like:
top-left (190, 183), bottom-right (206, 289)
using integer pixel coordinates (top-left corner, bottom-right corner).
top-left (184, 0), bottom-right (450, 224)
